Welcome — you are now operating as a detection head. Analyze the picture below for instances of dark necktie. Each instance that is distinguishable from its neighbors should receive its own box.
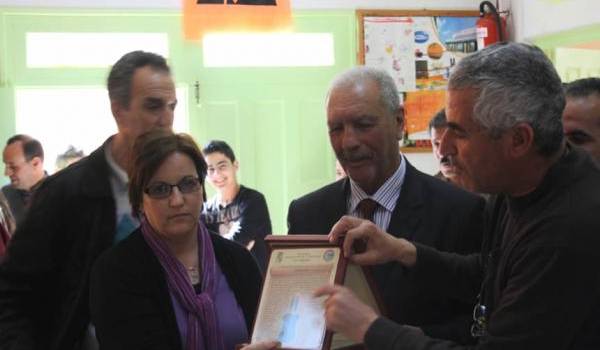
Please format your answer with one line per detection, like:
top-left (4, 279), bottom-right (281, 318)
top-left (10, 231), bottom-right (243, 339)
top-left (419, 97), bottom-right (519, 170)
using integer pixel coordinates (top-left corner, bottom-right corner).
top-left (357, 198), bottom-right (378, 223)
top-left (354, 198), bottom-right (378, 254)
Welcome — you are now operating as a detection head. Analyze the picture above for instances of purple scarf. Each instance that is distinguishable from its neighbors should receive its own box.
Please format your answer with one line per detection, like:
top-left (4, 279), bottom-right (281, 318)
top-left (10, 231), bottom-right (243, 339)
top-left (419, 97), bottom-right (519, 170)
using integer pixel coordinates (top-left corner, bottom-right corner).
top-left (140, 216), bottom-right (225, 350)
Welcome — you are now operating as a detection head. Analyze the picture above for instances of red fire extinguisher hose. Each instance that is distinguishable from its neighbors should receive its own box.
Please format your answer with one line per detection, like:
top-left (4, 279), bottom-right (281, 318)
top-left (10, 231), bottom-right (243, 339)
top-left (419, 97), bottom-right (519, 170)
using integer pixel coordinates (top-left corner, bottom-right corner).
top-left (479, 1), bottom-right (504, 42)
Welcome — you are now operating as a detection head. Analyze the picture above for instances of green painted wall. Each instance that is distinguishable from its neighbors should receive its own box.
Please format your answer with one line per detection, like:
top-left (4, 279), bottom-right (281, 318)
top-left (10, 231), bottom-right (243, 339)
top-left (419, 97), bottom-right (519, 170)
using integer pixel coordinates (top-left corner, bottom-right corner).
top-left (534, 23), bottom-right (600, 52)
top-left (554, 47), bottom-right (600, 82)
top-left (0, 8), bottom-right (357, 234)
top-left (533, 23), bottom-right (600, 82)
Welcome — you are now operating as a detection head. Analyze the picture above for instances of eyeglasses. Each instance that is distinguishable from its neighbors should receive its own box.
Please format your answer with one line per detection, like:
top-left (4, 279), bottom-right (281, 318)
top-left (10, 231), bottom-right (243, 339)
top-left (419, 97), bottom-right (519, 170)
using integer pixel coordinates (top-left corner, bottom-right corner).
top-left (470, 302), bottom-right (488, 338)
top-left (144, 176), bottom-right (201, 199)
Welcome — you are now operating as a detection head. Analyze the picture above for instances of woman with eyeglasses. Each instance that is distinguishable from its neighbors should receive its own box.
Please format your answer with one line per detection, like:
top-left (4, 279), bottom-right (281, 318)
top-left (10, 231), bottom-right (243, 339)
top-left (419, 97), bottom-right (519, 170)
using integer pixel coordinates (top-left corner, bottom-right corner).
top-left (90, 129), bottom-right (262, 350)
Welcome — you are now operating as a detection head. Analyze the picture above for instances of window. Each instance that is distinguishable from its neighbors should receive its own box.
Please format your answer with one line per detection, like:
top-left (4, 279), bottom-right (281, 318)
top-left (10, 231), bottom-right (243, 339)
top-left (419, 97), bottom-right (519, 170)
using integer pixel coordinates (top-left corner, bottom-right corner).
top-left (203, 33), bottom-right (334, 67)
top-left (15, 86), bottom-right (188, 173)
top-left (26, 33), bottom-right (169, 68)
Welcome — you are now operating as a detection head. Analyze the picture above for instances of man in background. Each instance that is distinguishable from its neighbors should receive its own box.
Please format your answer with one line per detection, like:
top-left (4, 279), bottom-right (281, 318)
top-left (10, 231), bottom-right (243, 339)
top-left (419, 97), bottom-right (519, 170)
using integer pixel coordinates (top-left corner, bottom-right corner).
top-left (428, 109), bottom-right (455, 182)
top-left (55, 145), bottom-right (85, 171)
top-left (563, 77), bottom-right (600, 165)
top-left (2, 134), bottom-right (46, 225)
top-left (202, 140), bottom-right (272, 271)
top-left (0, 50), bottom-right (177, 350)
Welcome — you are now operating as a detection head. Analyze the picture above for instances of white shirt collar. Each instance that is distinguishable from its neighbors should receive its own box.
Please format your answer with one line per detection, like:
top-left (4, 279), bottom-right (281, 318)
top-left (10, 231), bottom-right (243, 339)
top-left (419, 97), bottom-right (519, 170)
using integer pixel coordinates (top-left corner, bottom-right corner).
top-left (104, 140), bottom-right (128, 189)
top-left (348, 155), bottom-right (407, 213)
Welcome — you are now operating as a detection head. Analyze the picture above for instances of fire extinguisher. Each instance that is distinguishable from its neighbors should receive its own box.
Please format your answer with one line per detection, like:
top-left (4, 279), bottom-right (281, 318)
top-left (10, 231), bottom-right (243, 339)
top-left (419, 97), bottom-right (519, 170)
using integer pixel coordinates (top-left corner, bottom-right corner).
top-left (476, 1), bottom-right (507, 50)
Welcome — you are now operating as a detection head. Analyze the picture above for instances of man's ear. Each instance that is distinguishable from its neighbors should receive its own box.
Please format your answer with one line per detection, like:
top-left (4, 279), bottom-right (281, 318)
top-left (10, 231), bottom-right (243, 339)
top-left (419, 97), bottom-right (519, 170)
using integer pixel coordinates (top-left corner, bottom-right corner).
top-left (509, 123), bottom-right (534, 158)
top-left (233, 160), bottom-right (239, 171)
top-left (395, 106), bottom-right (405, 140)
top-left (31, 156), bottom-right (42, 169)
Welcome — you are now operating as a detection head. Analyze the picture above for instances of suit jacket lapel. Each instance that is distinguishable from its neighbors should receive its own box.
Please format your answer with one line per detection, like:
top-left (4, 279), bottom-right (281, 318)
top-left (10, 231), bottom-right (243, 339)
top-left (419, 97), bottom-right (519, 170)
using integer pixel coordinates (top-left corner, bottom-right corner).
top-left (331, 178), bottom-right (350, 229)
top-left (387, 160), bottom-right (423, 241)
top-left (316, 178), bottom-right (350, 233)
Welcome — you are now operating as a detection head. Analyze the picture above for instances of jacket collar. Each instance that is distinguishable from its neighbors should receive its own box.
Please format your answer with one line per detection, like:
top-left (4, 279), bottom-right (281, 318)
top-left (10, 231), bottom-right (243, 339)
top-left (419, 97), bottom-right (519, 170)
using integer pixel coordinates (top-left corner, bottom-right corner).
top-left (80, 137), bottom-right (115, 198)
top-left (386, 160), bottom-right (424, 239)
top-left (332, 159), bottom-right (423, 237)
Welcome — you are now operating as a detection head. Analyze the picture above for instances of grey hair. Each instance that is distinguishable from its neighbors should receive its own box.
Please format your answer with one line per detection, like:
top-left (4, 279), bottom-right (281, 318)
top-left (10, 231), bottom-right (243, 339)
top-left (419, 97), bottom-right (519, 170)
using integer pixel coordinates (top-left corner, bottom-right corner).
top-left (328, 66), bottom-right (402, 117)
top-left (107, 51), bottom-right (170, 109)
top-left (449, 42), bottom-right (564, 156)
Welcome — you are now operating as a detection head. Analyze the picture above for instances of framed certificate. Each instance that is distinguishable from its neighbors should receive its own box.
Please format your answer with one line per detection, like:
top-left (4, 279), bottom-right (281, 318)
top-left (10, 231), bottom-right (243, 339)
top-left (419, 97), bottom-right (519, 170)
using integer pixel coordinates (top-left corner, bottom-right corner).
top-left (250, 235), bottom-right (386, 350)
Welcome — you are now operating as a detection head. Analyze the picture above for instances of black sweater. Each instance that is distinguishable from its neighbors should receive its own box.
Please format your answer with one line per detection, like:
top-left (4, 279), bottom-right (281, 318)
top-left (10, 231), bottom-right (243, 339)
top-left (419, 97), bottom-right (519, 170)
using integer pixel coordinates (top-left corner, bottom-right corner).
top-left (365, 147), bottom-right (600, 350)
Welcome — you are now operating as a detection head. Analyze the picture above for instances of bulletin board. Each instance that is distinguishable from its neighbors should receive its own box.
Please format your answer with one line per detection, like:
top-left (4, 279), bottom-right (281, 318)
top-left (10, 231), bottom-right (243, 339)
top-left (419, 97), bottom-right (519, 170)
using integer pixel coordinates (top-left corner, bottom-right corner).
top-left (357, 9), bottom-right (479, 152)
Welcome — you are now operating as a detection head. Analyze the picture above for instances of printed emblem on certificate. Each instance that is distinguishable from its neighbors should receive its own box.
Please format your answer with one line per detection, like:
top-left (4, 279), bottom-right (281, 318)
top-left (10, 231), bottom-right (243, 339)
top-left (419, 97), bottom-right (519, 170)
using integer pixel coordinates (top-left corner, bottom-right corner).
top-left (250, 235), bottom-right (386, 350)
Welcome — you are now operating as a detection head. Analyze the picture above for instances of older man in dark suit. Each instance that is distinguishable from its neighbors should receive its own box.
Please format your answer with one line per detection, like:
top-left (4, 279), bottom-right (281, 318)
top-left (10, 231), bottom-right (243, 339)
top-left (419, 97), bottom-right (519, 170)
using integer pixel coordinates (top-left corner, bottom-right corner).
top-left (287, 66), bottom-right (485, 343)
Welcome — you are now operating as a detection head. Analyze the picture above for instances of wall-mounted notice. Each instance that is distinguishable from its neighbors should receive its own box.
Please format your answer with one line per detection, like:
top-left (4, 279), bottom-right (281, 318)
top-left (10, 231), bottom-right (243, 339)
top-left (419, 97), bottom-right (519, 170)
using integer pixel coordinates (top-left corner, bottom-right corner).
top-left (358, 10), bottom-right (479, 151)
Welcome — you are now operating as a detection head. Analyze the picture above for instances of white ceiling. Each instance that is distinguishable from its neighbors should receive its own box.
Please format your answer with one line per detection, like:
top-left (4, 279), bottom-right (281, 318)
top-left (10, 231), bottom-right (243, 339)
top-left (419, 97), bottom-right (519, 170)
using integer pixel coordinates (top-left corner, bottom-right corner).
top-left (0, 0), bottom-right (482, 10)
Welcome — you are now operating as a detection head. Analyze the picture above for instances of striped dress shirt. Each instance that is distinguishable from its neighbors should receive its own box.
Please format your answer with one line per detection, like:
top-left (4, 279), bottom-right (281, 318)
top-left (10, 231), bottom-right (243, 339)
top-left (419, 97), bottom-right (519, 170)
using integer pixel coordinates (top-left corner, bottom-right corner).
top-left (347, 155), bottom-right (406, 230)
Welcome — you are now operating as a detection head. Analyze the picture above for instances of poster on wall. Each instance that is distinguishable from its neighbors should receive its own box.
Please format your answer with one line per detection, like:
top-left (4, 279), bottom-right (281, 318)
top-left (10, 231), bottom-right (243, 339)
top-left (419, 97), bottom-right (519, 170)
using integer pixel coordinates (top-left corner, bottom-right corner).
top-left (364, 17), bottom-right (416, 91)
top-left (359, 10), bottom-right (479, 151)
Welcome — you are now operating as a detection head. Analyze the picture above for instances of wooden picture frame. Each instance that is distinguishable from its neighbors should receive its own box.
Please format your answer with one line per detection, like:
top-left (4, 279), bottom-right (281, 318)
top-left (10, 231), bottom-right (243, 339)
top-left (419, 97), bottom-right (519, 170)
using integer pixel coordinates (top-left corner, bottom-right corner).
top-left (249, 235), bottom-right (385, 350)
top-left (356, 9), bottom-right (479, 153)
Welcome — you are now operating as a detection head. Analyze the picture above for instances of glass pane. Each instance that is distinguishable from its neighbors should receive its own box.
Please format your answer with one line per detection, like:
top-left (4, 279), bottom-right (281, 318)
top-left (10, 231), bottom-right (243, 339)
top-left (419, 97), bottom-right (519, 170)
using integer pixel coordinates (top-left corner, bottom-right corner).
top-left (203, 33), bottom-right (334, 67)
top-left (15, 86), bottom-right (188, 173)
top-left (26, 32), bottom-right (169, 68)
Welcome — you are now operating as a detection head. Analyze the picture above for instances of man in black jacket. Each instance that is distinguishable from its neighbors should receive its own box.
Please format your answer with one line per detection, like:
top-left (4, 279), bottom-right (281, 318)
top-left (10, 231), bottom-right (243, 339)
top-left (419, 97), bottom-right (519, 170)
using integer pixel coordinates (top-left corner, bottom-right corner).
top-left (2, 134), bottom-right (46, 226)
top-left (202, 140), bottom-right (272, 272)
top-left (317, 43), bottom-right (600, 350)
top-left (0, 50), bottom-right (177, 350)
top-left (287, 66), bottom-right (485, 343)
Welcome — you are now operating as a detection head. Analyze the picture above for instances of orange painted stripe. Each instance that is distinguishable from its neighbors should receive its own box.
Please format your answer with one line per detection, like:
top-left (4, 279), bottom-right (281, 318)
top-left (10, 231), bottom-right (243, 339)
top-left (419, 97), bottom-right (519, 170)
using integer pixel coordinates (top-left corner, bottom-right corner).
top-left (183, 0), bottom-right (292, 40)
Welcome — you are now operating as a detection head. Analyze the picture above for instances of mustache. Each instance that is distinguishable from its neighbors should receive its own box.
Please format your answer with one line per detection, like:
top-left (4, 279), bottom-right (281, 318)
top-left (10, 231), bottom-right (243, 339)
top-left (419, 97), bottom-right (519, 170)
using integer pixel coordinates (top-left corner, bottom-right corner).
top-left (440, 156), bottom-right (453, 166)
top-left (339, 151), bottom-right (371, 162)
